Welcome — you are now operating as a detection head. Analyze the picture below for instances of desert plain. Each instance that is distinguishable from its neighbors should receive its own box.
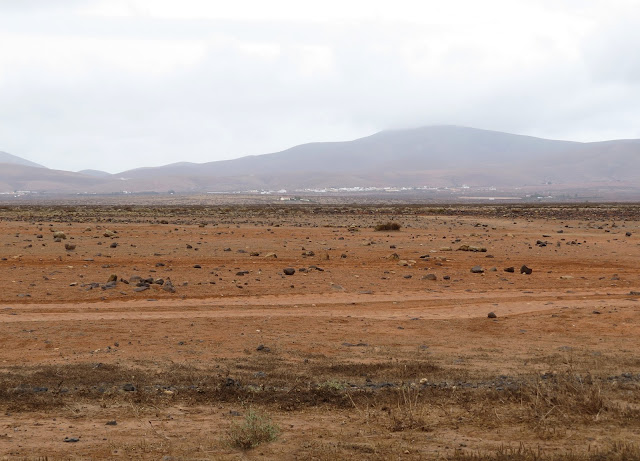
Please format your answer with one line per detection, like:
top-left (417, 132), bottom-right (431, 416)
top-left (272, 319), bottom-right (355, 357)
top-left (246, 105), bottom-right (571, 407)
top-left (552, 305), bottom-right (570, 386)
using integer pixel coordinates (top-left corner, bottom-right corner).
top-left (0, 203), bottom-right (640, 460)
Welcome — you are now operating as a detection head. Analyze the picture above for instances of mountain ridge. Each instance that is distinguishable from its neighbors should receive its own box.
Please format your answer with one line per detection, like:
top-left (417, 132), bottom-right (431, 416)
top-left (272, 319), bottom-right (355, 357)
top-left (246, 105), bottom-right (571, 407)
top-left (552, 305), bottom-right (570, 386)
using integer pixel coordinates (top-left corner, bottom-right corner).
top-left (1, 126), bottom-right (640, 196)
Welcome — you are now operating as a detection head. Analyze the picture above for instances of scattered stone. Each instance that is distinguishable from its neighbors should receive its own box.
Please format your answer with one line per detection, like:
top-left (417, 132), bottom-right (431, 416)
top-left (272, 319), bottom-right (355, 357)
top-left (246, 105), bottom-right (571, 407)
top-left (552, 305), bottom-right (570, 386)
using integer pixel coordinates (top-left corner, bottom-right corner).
top-left (264, 252), bottom-right (277, 258)
top-left (106, 420), bottom-right (117, 426)
top-left (593, 310), bottom-right (601, 315)
top-left (470, 266), bottom-right (484, 274)
top-left (458, 245), bottom-right (487, 252)
top-left (422, 274), bottom-right (437, 281)
top-left (64, 243), bottom-right (76, 251)
top-left (488, 312), bottom-right (497, 319)
top-left (504, 267), bottom-right (515, 273)
top-left (193, 264), bottom-right (201, 269)
top-left (52, 231), bottom-right (67, 240)
top-left (283, 267), bottom-right (296, 276)
top-left (122, 383), bottom-right (136, 392)
top-left (256, 344), bottom-right (271, 352)
top-left (63, 437), bottom-right (80, 443)
top-left (107, 274), bottom-right (117, 283)
top-left (520, 265), bottom-right (533, 275)
top-left (626, 232), bottom-right (632, 237)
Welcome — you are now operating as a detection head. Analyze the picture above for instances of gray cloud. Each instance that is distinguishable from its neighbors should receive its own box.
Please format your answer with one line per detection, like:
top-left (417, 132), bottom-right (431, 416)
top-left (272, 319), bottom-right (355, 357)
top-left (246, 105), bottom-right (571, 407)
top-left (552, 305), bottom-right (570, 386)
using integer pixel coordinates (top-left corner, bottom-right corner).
top-left (0, 1), bottom-right (639, 173)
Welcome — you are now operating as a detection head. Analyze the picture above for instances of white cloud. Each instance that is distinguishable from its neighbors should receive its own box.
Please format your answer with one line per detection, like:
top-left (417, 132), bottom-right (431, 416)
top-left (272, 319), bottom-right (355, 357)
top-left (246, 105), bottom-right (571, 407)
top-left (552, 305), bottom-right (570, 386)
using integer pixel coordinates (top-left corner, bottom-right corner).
top-left (0, 0), bottom-right (638, 172)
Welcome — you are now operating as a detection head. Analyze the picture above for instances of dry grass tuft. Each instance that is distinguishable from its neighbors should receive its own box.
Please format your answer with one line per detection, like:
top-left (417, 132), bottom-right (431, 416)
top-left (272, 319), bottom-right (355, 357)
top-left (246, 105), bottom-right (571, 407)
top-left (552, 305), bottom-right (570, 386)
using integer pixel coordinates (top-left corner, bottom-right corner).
top-left (226, 408), bottom-right (280, 449)
top-left (374, 221), bottom-right (401, 231)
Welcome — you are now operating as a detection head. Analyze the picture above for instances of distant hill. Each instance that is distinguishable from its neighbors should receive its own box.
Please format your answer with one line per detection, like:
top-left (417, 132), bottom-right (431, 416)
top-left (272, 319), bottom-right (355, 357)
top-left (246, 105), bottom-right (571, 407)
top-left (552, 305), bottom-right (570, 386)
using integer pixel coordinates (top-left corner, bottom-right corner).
top-left (2, 126), bottom-right (640, 196)
top-left (118, 125), bottom-right (640, 189)
top-left (78, 169), bottom-right (112, 177)
top-left (0, 151), bottom-right (46, 169)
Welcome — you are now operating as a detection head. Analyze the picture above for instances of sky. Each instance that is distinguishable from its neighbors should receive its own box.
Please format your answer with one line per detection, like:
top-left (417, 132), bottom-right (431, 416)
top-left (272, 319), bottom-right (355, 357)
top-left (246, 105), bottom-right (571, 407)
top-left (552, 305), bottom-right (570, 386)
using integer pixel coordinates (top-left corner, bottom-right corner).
top-left (1, 0), bottom-right (639, 173)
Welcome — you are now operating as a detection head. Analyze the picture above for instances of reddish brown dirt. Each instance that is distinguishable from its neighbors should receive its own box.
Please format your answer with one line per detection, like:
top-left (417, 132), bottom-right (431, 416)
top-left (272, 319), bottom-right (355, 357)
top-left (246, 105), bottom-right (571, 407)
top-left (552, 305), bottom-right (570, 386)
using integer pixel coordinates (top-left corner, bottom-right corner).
top-left (0, 205), bottom-right (639, 459)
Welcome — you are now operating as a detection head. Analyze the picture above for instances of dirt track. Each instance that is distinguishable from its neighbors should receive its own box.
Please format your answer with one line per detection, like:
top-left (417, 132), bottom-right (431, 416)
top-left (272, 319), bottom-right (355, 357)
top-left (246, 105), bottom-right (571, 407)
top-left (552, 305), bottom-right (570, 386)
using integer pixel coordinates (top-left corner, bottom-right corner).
top-left (1, 205), bottom-right (639, 459)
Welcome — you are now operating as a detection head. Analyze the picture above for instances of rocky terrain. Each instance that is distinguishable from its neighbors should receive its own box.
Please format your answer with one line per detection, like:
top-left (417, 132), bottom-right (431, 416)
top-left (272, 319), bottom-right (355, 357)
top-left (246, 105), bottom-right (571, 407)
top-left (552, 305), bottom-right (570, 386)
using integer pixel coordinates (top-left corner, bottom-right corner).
top-left (0, 203), bottom-right (639, 459)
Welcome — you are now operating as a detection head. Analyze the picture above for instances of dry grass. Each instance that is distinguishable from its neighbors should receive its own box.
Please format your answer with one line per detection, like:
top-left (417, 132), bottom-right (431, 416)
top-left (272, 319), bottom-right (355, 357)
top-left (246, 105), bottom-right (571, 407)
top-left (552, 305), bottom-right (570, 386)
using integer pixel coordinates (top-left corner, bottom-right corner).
top-left (374, 221), bottom-right (401, 231)
top-left (225, 408), bottom-right (280, 449)
top-left (451, 443), bottom-right (640, 460)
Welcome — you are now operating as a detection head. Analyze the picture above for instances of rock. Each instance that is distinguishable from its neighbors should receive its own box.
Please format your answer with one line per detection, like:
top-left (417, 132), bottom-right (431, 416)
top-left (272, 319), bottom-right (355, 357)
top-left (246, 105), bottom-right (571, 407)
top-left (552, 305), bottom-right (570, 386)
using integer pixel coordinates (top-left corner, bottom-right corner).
top-left (107, 274), bottom-right (118, 283)
top-left (133, 286), bottom-right (149, 292)
top-left (110, 242), bottom-right (118, 248)
top-left (630, 291), bottom-right (640, 296)
top-left (504, 267), bottom-right (515, 273)
top-left (64, 243), bottom-right (76, 251)
top-left (63, 437), bottom-right (80, 443)
top-left (458, 245), bottom-right (487, 252)
top-left (193, 264), bottom-right (201, 269)
top-left (593, 310), bottom-right (601, 315)
top-left (422, 274), bottom-right (437, 281)
top-left (106, 420), bottom-right (117, 426)
top-left (520, 265), bottom-right (533, 275)
top-left (264, 252), bottom-right (277, 258)
top-left (256, 344), bottom-right (271, 352)
top-left (53, 231), bottom-right (67, 240)
top-left (626, 232), bottom-right (632, 237)
top-left (386, 253), bottom-right (400, 260)
top-left (283, 267), bottom-right (296, 276)
top-left (488, 312), bottom-right (497, 319)
top-left (162, 281), bottom-right (176, 293)
top-left (470, 266), bottom-right (484, 274)
top-left (122, 383), bottom-right (136, 391)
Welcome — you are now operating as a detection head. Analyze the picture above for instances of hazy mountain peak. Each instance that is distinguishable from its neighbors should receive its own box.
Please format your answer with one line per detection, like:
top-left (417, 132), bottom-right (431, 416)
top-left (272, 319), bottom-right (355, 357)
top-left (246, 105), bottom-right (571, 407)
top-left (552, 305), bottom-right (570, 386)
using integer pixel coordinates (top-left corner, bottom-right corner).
top-left (0, 151), bottom-right (46, 169)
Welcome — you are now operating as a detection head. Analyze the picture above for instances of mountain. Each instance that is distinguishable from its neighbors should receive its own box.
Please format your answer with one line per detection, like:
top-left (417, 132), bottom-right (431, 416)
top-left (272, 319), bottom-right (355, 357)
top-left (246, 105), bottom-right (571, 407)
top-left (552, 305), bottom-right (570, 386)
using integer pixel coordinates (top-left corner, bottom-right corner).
top-left (77, 169), bottom-right (112, 177)
top-left (0, 151), bottom-right (46, 168)
top-left (1, 126), bottom-right (640, 196)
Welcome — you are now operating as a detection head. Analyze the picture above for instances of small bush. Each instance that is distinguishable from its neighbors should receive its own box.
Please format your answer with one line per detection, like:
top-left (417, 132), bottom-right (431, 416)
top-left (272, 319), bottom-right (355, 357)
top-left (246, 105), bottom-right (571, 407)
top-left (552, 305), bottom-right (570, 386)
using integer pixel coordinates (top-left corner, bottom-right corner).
top-left (227, 408), bottom-right (280, 449)
top-left (374, 222), bottom-right (401, 231)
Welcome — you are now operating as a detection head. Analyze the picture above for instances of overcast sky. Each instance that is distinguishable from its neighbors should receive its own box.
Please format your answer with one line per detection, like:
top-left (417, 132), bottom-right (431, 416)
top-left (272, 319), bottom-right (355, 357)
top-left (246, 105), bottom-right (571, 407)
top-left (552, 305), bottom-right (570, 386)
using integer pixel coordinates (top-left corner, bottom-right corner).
top-left (1, 0), bottom-right (639, 173)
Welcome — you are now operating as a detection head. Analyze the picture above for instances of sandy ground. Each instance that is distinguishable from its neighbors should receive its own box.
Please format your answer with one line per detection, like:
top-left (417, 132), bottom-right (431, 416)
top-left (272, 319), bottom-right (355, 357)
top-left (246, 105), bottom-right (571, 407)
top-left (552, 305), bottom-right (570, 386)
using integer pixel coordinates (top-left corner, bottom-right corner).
top-left (0, 205), bottom-right (639, 459)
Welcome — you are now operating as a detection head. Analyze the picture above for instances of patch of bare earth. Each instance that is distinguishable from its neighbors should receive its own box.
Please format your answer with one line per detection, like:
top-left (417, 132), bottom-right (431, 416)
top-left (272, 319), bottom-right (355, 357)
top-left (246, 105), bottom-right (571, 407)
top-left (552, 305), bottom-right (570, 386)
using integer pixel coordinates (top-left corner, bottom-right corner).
top-left (0, 204), bottom-right (639, 459)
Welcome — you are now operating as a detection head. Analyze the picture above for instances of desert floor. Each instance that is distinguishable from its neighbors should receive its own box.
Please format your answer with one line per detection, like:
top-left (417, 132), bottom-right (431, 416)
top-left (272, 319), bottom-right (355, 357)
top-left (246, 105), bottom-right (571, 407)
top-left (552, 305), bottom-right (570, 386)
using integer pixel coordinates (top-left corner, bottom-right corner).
top-left (1, 204), bottom-right (639, 460)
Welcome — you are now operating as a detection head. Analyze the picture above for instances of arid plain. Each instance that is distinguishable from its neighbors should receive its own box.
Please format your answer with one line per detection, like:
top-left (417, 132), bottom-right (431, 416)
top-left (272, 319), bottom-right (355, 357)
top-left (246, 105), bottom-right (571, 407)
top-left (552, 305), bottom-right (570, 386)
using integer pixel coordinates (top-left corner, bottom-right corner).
top-left (1, 204), bottom-right (639, 460)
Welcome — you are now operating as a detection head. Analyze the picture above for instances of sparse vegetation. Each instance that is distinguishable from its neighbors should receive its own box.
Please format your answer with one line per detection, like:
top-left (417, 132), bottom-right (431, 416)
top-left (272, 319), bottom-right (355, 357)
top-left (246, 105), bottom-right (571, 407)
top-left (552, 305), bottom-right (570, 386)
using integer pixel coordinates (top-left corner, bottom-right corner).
top-left (374, 221), bottom-right (401, 231)
top-left (226, 408), bottom-right (280, 449)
